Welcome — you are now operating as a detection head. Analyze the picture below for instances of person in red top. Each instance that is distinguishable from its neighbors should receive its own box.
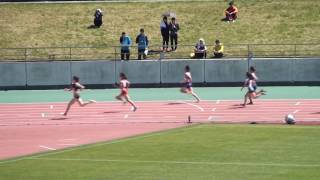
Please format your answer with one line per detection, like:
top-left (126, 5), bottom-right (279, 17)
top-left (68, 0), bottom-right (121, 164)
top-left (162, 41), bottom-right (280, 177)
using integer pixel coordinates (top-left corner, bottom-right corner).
top-left (225, 1), bottom-right (238, 22)
top-left (115, 73), bottom-right (137, 112)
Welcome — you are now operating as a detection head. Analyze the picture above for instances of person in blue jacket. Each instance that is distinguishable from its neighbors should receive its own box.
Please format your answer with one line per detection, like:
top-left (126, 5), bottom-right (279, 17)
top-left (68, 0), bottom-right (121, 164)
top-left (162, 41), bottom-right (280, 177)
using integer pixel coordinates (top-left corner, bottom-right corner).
top-left (135, 28), bottom-right (149, 60)
top-left (120, 32), bottom-right (132, 60)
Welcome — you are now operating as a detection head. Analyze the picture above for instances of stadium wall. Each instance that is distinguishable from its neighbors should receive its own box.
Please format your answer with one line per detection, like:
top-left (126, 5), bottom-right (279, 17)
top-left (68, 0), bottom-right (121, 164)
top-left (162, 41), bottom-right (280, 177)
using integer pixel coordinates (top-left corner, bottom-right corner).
top-left (0, 58), bottom-right (319, 90)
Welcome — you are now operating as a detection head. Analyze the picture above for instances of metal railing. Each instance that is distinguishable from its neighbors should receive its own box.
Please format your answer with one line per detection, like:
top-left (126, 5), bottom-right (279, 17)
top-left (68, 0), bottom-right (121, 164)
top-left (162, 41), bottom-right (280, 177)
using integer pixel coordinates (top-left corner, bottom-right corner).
top-left (0, 43), bottom-right (319, 61)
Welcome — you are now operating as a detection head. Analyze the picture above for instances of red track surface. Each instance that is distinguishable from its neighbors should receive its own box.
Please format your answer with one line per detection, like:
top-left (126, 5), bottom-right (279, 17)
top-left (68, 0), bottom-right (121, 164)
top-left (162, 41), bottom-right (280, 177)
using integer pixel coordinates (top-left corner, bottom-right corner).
top-left (0, 99), bottom-right (319, 160)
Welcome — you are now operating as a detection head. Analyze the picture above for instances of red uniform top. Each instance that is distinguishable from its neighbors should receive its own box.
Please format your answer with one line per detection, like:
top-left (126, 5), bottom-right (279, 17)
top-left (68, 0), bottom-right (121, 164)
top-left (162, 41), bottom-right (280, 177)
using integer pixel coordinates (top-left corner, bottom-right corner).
top-left (226, 5), bottom-right (238, 14)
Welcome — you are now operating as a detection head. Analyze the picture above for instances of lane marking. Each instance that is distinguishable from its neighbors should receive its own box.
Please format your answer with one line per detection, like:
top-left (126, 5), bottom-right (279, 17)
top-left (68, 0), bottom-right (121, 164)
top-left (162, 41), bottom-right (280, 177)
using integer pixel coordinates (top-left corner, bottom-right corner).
top-left (293, 110), bottom-right (299, 114)
top-left (211, 108), bottom-right (216, 112)
top-left (39, 145), bottom-right (56, 151)
top-left (295, 102), bottom-right (301, 106)
top-left (207, 116), bottom-right (221, 121)
top-left (178, 101), bottom-right (204, 112)
top-left (124, 114), bottom-right (129, 119)
top-left (26, 157), bottom-right (320, 168)
top-left (28, 125), bottom-right (201, 159)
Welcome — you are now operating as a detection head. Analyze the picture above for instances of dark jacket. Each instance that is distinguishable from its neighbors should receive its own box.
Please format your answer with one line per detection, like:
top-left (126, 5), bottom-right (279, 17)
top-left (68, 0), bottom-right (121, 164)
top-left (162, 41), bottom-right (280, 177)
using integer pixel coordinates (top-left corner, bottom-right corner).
top-left (160, 21), bottom-right (170, 37)
top-left (135, 34), bottom-right (148, 50)
top-left (169, 22), bottom-right (180, 36)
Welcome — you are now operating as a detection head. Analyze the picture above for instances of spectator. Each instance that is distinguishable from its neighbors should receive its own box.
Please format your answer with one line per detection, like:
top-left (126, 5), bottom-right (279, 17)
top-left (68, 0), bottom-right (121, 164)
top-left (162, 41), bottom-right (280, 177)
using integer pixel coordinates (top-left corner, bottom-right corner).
top-left (135, 28), bottom-right (149, 60)
top-left (194, 38), bottom-right (207, 59)
top-left (169, 17), bottom-right (180, 51)
top-left (213, 39), bottom-right (224, 58)
top-left (120, 32), bottom-right (132, 61)
top-left (160, 16), bottom-right (170, 51)
top-left (94, 9), bottom-right (103, 28)
top-left (225, 1), bottom-right (238, 22)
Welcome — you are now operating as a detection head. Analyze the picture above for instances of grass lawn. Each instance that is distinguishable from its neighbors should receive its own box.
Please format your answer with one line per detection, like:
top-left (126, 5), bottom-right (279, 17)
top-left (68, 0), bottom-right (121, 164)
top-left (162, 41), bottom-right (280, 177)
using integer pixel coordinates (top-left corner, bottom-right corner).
top-left (1, 124), bottom-right (320, 180)
top-left (0, 0), bottom-right (319, 48)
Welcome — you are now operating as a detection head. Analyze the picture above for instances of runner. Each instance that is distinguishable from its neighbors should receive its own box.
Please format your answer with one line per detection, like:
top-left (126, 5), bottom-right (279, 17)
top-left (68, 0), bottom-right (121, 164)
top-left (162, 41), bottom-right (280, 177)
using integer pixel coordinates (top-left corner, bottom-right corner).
top-left (180, 65), bottom-right (200, 102)
top-left (241, 72), bottom-right (266, 107)
top-left (115, 73), bottom-right (137, 112)
top-left (63, 76), bottom-right (96, 116)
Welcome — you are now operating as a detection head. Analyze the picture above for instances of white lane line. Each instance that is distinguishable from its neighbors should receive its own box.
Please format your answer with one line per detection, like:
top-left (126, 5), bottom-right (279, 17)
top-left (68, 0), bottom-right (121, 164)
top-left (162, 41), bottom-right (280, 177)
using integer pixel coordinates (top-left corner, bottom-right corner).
top-left (179, 101), bottom-right (204, 112)
top-left (207, 116), bottom-right (221, 121)
top-left (26, 157), bottom-right (320, 168)
top-left (295, 102), bottom-right (301, 106)
top-left (216, 100), bottom-right (220, 104)
top-left (124, 114), bottom-right (129, 119)
top-left (211, 108), bottom-right (216, 112)
top-left (293, 110), bottom-right (299, 114)
top-left (39, 145), bottom-right (56, 151)
top-left (29, 126), bottom-right (201, 159)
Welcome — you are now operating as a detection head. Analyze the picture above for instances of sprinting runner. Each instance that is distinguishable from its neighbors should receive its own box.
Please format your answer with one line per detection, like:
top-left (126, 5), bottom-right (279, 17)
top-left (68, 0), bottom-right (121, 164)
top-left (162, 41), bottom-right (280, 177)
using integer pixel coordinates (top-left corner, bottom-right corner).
top-left (241, 72), bottom-right (266, 107)
top-left (115, 73), bottom-right (137, 112)
top-left (180, 65), bottom-right (200, 102)
top-left (247, 66), bottom-right (259, 104)
top-left (63, 76), bottom-right (96, 116)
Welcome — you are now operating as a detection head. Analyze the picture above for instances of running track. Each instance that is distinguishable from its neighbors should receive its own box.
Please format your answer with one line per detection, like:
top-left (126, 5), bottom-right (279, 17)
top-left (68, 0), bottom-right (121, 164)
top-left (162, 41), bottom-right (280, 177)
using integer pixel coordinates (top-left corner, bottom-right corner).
top-left (0, 99), bottom-right (319, 160)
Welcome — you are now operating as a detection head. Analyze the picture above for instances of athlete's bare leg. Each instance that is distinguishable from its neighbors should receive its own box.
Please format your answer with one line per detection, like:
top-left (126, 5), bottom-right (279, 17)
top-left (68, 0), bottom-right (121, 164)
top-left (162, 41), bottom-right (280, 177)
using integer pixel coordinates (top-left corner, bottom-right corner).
top-left (116, 95), bottom-right (127, 104)
top-left (124, 95), bottom-right (137, 112)
top-left (77, 98), bottom-right (96, 107)
top-left (63, 98), bottom-right (76, 116)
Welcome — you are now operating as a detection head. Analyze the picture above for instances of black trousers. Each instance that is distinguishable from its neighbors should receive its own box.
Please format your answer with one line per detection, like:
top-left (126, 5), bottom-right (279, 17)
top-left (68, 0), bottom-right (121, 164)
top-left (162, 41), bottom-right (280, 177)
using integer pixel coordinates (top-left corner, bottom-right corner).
top-left (138, 49), bottom-right (147, 60)
top-left (121, 49), bottom-right (130, 60)
top-left (170, 34), bottom-right (178, 50)
top-left (214, 52), bottom-right (223, 58)
top-left (162, 34), bottom-right (169, 49)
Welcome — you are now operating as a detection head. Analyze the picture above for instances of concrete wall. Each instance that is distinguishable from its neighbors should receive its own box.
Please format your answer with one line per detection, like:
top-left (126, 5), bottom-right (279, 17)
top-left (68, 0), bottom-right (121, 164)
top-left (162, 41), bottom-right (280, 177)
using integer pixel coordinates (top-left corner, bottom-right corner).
top-left (26, 61), bottom-right (70, 86)
top-left (293, 59), bottom-right (320, 82)
top-left (0, 58), bottom-right (319, 88)
top-left (251, 59), bottom-right (294, 82)
top-left (205, 60), bottom-right (247, 82)
top-left (115, 60), bottom-right (160, 84)
top-left (0, 62), bottom-right (26, 86)
top-left (161, 60), bottom-right (204, 83)
top-left (71, 61), bottom-right (116, 84)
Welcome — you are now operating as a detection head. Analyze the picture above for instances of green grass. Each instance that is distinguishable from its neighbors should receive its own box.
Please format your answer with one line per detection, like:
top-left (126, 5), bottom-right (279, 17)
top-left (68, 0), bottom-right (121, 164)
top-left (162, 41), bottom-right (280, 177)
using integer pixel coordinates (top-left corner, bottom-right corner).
top-left (0, 0), bottom-right (319, 59)
top-left (1, 124), bottom-right (320, 180)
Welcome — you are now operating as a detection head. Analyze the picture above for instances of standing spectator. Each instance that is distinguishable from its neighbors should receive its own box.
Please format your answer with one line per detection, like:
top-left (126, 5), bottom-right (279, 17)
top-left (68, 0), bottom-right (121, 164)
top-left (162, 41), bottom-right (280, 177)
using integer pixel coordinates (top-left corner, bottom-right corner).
top-left (169, 17), bottom-right (180, 51)
top-left (94, 9), bottom-right (103, 28)
top-left (225, 1), bottom-right (238, 22)
top-left (120, 32), bottom-right (132, 61)
top-left (213, 39), bottom-right (224, 58)
top-left (160, 16), bottom-right (170, 51)
top-left (194, 38), bottom-right (207, 59)
top-left (135, 28), bottom-right (149, 60)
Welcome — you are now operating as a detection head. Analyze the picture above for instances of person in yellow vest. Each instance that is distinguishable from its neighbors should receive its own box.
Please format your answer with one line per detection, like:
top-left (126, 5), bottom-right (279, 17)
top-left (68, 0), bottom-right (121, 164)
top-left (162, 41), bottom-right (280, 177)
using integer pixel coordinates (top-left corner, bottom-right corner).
top-left (213, 39), bottom-right (224, 58)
